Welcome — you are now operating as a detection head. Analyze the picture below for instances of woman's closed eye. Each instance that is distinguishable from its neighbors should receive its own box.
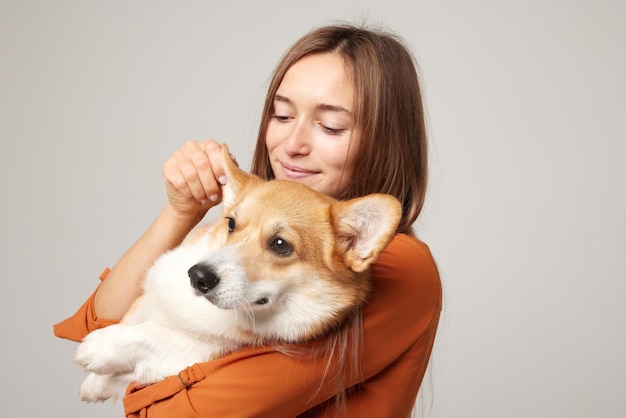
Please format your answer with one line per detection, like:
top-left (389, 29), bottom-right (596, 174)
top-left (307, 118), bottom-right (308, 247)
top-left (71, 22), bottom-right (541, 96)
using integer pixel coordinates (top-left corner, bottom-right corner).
top-left (271, 114), bottom-right (292, 123)
top-left (318, 122), bottom-right (347, 136)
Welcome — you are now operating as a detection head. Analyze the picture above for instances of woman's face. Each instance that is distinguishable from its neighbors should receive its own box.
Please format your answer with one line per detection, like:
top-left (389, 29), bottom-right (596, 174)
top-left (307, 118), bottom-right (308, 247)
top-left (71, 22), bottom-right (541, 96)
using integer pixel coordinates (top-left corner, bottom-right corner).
top-left (266, 52), bottom-right (360, 198)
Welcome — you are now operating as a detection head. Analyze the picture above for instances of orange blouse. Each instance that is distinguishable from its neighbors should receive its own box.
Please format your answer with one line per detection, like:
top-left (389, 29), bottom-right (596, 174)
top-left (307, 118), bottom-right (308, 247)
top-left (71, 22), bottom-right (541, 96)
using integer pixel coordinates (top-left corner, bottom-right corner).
top-left (54, 233), bottom-right (442, 417)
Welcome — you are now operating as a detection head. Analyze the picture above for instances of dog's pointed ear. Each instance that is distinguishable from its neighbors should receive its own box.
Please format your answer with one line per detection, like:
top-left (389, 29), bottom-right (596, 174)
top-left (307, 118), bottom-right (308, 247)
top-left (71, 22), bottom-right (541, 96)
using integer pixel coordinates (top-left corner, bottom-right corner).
top-left (220, 144), bottom-right (262, 209)
top-left (331, 194), bottom-right (402, 273)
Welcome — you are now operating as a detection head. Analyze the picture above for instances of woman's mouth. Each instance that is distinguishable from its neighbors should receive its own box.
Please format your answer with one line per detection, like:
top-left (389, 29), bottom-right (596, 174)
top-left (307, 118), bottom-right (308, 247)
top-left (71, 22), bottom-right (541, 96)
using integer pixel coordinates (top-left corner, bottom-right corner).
top-left (278, 162), bottom-right (320, 180)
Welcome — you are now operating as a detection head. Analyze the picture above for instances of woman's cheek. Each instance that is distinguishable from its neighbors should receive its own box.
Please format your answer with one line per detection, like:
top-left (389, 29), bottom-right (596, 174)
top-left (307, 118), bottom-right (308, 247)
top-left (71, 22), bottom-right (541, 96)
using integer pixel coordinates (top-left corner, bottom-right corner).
top-left (265, 121), bottom-right (285, 149)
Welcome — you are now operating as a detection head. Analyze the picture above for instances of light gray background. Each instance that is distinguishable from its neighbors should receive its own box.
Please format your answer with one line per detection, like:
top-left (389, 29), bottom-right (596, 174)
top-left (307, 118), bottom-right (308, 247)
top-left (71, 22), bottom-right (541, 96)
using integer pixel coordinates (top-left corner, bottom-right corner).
top-left (2, 1), bottom-right (624, 417)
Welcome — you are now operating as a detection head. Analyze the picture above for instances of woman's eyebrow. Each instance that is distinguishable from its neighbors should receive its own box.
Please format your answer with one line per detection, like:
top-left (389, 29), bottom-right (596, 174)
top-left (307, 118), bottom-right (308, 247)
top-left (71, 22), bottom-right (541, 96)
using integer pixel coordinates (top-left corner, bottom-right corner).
top-left (273, 94), bottom-right (291, 105)
top-left (316, 103), bottom-right (353, 116)
top-left (274, 94), bottom-right (353, 116)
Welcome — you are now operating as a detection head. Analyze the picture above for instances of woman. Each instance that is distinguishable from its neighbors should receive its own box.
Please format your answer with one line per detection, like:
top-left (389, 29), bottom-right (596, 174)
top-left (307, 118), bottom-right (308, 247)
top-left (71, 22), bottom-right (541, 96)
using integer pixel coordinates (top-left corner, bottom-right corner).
top-left (55, 23), bottom-right (442, 417)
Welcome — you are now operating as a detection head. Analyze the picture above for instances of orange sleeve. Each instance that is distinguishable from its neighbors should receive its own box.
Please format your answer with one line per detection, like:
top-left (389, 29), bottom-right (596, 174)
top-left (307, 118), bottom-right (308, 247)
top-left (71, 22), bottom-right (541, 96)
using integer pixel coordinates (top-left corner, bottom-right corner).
top-left (120, 234), bottom-right (442, 418)
top-left (53, 268), bottom-right (119, 342)
top-left (340, 234), bottom-right (442, 417)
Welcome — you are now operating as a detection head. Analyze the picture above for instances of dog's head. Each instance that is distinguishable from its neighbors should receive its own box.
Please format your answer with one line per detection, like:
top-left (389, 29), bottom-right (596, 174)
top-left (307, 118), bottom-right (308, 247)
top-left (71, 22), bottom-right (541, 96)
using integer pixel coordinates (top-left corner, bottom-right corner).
top-left (187, 144), bottom-right (401, 342)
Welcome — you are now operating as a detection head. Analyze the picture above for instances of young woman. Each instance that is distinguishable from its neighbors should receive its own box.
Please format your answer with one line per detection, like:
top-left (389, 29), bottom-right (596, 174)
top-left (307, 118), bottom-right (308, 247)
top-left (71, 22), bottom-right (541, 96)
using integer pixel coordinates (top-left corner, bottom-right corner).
top-left (55, 23), bottom-right (442, 417)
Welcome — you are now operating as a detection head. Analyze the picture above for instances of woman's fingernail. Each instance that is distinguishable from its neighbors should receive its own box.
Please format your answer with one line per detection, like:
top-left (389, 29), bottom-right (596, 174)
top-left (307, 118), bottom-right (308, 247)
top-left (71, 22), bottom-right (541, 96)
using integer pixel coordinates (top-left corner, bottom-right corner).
top-left (209, 194), bottom-right (219, 202)
top-left (218, 175), bottom-right (227, 185)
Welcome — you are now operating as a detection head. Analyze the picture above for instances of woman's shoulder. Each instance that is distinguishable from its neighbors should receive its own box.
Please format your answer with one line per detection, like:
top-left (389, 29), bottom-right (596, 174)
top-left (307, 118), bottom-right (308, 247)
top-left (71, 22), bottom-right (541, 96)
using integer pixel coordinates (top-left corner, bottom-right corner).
top-left (371, 233), bottom-right (441, 307)
top-left (374, 234), bottom-right (439, 279)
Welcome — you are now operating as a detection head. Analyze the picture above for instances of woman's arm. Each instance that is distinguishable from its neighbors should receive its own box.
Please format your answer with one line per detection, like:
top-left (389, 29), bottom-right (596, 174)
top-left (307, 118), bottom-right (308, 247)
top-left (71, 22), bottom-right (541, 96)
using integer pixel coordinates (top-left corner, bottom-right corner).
top-left (94, 140), bottom-right (230, 320)
top-left (93, 203), bottom-right (205, 319)
top-left (53, 140), bottom-right (235, 340)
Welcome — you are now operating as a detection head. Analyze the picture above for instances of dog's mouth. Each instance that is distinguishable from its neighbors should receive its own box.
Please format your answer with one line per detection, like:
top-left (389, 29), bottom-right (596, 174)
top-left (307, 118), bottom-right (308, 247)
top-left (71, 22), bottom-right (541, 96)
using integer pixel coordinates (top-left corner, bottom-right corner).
top-left (204, 293), bottom-right (270, 309)
top-left (188, 263), bottom-right (271, 308)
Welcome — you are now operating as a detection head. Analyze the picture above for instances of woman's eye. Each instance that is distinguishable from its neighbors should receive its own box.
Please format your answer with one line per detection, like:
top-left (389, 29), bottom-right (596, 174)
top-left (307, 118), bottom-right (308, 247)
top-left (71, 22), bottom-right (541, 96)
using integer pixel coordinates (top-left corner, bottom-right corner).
top-left (317, 122), bottom-right (346, 136)
top-left (271, 115), bottom-right (291, 123)
top-left (227, 217), bottom-right (235, 233)
top-left (322, 125), bottom-right (346, 135)
top-left (268, 236), bottom-right (293, 257)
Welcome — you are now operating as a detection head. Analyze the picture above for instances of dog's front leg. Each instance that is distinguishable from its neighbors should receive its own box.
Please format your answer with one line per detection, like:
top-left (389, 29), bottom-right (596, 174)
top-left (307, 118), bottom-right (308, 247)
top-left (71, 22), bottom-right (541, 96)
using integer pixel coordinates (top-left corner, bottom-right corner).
top-left (74, 323), bottom-right (153, 375)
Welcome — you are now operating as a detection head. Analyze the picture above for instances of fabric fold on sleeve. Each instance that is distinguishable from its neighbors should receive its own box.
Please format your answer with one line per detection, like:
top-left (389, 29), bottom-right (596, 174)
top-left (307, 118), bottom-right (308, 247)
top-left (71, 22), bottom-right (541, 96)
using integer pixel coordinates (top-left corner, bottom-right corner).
top-left (53, 268), bottom-right (119, 342)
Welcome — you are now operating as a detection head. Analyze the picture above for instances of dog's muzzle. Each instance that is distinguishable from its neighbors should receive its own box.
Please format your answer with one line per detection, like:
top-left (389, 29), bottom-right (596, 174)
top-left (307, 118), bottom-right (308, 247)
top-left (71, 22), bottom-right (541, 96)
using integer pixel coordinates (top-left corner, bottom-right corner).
top-left (188, 264), bottom-right (220, 294)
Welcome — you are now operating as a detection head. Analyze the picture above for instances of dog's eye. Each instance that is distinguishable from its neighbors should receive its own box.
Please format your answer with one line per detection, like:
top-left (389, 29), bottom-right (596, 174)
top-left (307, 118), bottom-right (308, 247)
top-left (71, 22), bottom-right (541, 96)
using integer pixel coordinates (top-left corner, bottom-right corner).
top-left (226, 217), bottom-right (235, 233)
top-left (268, 236), bottom-right (293, 257)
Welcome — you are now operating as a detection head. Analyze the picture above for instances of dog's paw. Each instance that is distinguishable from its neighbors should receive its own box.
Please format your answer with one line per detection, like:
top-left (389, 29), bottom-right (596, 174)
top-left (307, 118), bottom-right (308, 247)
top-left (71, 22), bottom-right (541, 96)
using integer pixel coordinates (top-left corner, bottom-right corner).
top-left (79, 372), bottom-right (121, 403)
top-left (74, 327), bottom-right (135, 374)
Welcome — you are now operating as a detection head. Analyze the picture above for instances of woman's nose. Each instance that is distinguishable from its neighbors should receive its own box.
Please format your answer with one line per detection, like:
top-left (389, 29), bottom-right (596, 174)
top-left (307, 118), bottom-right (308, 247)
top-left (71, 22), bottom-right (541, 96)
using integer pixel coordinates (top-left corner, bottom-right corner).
top-left (283, 121), bottom-right (311, 156)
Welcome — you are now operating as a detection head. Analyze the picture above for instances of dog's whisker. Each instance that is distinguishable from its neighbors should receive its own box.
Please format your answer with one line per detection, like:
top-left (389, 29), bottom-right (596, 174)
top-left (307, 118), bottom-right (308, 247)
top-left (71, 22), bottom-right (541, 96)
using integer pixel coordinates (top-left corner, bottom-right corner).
top-left (282, 297), bottom-right (299, 331)
top-left (238, 295), bottom-right (256, 331)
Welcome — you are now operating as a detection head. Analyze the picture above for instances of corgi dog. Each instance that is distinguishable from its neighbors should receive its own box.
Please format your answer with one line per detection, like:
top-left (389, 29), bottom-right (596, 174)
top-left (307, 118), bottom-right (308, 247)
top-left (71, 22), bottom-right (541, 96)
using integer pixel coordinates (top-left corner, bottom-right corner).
top-left (74, 144), bottom-right (401, 402)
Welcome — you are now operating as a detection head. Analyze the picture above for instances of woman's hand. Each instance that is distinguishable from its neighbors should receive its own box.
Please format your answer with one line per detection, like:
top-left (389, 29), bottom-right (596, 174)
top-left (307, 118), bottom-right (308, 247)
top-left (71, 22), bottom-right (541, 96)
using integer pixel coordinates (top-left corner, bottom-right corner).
top-left (162, 140), bottom-right (233, 219)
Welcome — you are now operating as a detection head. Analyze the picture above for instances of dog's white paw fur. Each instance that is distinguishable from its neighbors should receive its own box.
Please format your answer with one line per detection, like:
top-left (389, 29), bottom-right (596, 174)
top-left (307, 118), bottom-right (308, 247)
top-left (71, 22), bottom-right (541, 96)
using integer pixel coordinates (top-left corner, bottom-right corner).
top-left (79, 372), bottom-right (130, 403)
top-left (74, 325), bottom-right (139, 375)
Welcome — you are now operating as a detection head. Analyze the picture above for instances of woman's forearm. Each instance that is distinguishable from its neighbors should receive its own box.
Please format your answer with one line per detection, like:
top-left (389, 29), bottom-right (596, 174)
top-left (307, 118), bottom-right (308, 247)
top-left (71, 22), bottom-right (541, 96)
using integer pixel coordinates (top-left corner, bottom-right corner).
top-left (93, 203), bottom-right (206, 320)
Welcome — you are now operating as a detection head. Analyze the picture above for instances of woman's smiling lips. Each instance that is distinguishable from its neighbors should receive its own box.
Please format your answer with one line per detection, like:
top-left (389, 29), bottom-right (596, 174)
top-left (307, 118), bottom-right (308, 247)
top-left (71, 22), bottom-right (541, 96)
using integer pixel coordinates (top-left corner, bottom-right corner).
top-left (278, 162), bottom-right (320, 180)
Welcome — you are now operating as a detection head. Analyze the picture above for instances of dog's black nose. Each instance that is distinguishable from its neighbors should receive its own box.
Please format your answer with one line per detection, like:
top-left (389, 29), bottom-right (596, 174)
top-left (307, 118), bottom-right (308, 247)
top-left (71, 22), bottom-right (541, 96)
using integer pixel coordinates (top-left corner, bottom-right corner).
top-left (188, 264), bottom-right (220, 294)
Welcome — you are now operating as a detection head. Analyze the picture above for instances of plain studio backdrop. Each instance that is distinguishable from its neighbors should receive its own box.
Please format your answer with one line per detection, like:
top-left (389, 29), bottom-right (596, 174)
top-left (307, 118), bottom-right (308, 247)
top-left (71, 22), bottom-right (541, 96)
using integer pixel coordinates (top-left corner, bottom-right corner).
top-left (1, 1), bottom-right (624, 417)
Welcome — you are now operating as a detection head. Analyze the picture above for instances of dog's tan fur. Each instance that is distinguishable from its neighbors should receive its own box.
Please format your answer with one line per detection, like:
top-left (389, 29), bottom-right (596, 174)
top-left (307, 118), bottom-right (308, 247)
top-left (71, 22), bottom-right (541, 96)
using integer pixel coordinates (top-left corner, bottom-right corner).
top-left (74, 144), bottom-right (401, 402)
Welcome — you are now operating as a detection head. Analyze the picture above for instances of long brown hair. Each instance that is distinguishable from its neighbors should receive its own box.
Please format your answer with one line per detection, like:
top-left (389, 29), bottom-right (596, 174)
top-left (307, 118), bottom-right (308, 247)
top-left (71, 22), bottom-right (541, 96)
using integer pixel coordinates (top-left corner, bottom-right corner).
top-left (252, 23), bottom-right (429, 414)
top-left (252, 23), bottom-right (429, 235)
